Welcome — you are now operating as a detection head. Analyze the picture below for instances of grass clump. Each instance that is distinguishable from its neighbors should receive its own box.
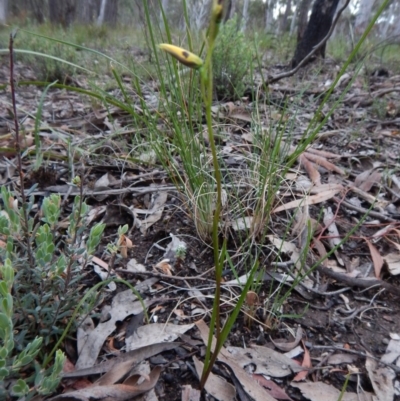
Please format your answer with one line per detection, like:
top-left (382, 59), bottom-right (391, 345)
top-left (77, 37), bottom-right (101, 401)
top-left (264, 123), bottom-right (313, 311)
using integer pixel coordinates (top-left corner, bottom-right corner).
top-left (212, 16), bottom-right (254, 100)
top-left (13, 32), bottom-right (79, 81)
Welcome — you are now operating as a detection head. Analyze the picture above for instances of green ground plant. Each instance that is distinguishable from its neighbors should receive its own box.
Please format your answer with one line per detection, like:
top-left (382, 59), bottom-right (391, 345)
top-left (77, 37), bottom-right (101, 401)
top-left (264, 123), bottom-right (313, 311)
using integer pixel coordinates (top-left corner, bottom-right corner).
top-left (0, 184), bottom-right (105, 399)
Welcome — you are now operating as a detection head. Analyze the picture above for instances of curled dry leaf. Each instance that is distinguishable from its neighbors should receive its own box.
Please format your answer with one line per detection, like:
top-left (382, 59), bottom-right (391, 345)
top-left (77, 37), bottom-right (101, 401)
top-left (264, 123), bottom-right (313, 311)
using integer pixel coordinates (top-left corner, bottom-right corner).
top-left (385, 253), bottom-right (400, 275)
top-left (270, 326), bottom-right (303, 352)
top-left (273, 187), bottom-right (342, 213)
top-left (323, 207), bottom-right (342, 249)
top-left (75, 290), bottom-right (156, 369)
top-left (245, 291), bottom-right (259, 307)
top-left (195, 320), bottom-right (278, 401)
top-left (365, 353), bottom-right (395, 401)
top-left (364, 238), bottom-right (384, 278)
top-left (118, 234), bottom-right (133, 259)
top-left (302, 151), bottom-right (345, 175)
top-left (126, 323), bottom-right (194, 351)
top-left (182, 385), bottom-right (201, 401)
top-left (292, 341), bottom-right (311, 382)
top-left (126, 258), bottom-right (147, 273)
top-left (217, 361), bottom-right (254, 401)
top-left (253, 374), bottom-right (294, 401)
top-left (135, 191), bottom-right (168, 234)
top-left (354, 169), bottom-right (382, 192)
top-left (381, 334), bottom-right (400, 366)
top-left (299, 154), bottom-right (321, 186)
top-left (62, 343), bottom-right (179, 379)
top-left (163, 234), bottom-right (187, 263)
top-left (327, 353), bottom-right (358, 365)
top-left (154, 259), bottom-right (173, 275)
top-left (290, 381), bottom-right (373, 401)
top-left (50, 366), bottom-right (162, 401)
top-left (76, 317), bottom-right (95, 356)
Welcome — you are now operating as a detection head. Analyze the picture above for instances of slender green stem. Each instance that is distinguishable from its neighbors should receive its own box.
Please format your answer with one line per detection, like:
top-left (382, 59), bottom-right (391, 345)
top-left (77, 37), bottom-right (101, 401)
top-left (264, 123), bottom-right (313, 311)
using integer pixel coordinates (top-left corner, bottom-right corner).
top-left (198, 10), bottom-right (225, 388)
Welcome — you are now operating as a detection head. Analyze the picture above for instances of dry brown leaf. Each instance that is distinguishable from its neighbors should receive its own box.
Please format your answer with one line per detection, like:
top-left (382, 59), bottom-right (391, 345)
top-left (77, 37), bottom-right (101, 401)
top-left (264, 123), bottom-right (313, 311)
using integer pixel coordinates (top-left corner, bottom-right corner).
top-left (308, 183), bottom-right (344, 194)
top-left (292, 341), bottom-right (311, 382)
top-left (193, 357), bottom-right (236, 401)
top-left (303, 152), bottom-right (345, 175)
top-left (273, 188), bottom-right (341, 213)
top-left (253, 375), bottom-right (294, 401)
top-left (95, 173), bottom-right (118, 188)
top-left (365, 353), bottom-right (395, 401)
top-left (304, 148), bottom-right (341, 159)
top-left (154, 259), bottom-right (173, 275)
top-left (299, 154), bottom-right (321, 185)
top-left (51, 366), bottom-right (162, 401)
top-left (290, 381), bottom-right (373, 401)
top-left (385, 252), bottom-right (400, 275)
top-left (312, 238), bottom-right (327, 258)
top-left (181, 385), bottom-right (201, 401)
top-left (76, 318), bottom-right (95, 356)
top-left (364, 238), bottom-right (384, 278)
top-left (267, 235), bottom-right (302, 268)
top-left (62, 343), bottom-right (179, 379)
top-left (118, 235), bottom-right (133, 259)
top-left (75, 293), bottom-right (160, 369)
top-left (91, 256), bottom-right (109, 270)
top-left (327, 354), bottom-right (358, 365)
top-left (354, 169), bottom-right (382, 192)
top-left (195, 320), bottom-right (279, 401)
top-left (95, 359), bottom-right (137, 386)
top-left (126, 323), bottom-right (194, 351)
top-left (270, 326), bottom-right (303, 352)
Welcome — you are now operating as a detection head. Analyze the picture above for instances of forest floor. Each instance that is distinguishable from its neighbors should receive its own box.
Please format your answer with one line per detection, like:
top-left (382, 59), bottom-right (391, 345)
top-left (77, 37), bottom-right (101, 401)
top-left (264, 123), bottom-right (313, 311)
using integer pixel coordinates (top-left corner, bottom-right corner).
top-left (1, 49), bottom-right (400, 401)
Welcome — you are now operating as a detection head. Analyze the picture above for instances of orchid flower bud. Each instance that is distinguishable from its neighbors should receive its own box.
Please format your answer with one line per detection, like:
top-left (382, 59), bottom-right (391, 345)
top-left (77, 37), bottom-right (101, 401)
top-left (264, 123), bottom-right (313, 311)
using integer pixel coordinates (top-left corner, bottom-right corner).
top-left (159, 44), bottom-right (203, 70)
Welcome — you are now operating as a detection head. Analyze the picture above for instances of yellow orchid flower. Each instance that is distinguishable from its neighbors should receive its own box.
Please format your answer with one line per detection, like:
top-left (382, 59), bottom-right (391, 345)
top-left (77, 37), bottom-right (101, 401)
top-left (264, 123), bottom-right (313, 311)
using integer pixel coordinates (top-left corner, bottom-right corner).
top-left (159, 43), bottom-right (203, 70)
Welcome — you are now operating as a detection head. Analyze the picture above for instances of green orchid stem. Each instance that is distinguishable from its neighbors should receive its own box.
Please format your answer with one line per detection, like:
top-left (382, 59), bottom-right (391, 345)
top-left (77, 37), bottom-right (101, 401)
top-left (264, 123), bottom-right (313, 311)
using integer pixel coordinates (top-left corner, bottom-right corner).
top-left (199, 20), bottom-right (224, 390)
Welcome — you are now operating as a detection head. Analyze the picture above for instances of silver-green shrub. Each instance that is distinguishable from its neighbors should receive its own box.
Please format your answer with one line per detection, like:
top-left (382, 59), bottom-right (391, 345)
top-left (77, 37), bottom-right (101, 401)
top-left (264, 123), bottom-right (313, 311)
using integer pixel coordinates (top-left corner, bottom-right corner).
top-left (0, 186), bottom-right (105, 399)
top-left (212, 16), bottom-right (254, 100)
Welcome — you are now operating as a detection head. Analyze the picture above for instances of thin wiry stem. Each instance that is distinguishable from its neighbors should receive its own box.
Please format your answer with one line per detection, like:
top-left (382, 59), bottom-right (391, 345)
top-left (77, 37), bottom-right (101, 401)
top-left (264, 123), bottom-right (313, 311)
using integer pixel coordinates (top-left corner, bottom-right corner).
top-left (9, 31), bottom-right (35, 269)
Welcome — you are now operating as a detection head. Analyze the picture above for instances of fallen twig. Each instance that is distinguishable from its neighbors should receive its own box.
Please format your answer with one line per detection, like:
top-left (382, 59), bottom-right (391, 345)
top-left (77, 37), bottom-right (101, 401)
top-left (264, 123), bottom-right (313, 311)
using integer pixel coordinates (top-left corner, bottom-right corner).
top-left (333, 196), bottom-right (397, 222)
top-left (316, 264), bottom-right (400, 298)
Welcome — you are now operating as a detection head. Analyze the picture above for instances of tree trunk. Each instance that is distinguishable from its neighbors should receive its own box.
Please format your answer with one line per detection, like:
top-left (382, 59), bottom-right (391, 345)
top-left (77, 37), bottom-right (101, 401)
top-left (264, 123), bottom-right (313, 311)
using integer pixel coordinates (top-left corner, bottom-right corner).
top-left (389, 2), bottom-right (400, 38)
top-left (30, 0), bottom-right (45, 23)
top-left (104, 0), bottom-right (118, 27)
top-left (280, 0), bottom-right (292, 33)
top-left (289, 0), bottom-right (297, 36)
top-left (354, 0), bottom-right (374, 35)
top-left (241, 0), bottom-right (250, 31)
top-left (188, 0), bottom-right (210, 31)
top-left (291, 0), bottom-right (341, 67)
top-left (49, 0), bottom-right (76, 27)
top-left (265, 0), bottom-right (276, 32)
top-left (76, 0), bottom-right (96, 23)
top-left (296, 0), bottom-right (313, 42)
top-left (224, 0), bottom-right (236, 23)
top-left (0, 0), bottom-right (7, 24)
top-left (96, 0), bottom-right (106, 25)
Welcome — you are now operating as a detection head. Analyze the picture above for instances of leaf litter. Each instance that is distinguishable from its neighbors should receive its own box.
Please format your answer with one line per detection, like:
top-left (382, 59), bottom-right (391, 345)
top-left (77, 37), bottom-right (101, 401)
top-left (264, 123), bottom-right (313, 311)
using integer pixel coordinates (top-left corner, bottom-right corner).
top-left (2, 57), bottom-right (400, 401)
